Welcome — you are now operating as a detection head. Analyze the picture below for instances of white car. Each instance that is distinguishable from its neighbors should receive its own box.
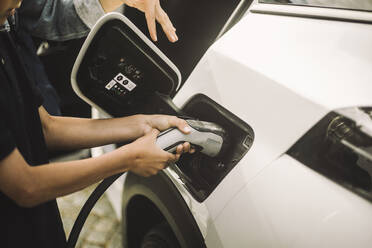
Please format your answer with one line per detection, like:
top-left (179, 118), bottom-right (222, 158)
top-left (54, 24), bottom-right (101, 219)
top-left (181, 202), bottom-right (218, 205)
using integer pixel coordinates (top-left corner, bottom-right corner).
top-left (72, 0), bottom-right (372, 247)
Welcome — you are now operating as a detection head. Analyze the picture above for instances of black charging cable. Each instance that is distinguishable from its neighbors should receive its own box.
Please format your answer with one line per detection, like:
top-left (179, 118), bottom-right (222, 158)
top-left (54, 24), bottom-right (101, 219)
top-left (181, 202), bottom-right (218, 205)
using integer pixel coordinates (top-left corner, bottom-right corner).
top-left (66, 173), bottom-right (124, 248)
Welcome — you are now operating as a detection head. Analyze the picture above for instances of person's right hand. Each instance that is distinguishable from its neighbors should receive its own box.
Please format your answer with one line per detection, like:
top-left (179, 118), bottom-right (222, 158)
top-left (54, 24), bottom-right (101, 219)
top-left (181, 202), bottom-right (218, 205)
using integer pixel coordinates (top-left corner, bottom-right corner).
top-left (126, 129), bottom-right (185, 177)
top-left (124, 0), bottom-right (178, 42)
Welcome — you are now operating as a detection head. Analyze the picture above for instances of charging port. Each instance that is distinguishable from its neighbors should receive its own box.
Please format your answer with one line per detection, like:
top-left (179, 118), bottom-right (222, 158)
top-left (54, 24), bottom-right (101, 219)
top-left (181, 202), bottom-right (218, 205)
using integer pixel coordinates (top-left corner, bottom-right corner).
top-left (175, 94), bottom-right (254, 202)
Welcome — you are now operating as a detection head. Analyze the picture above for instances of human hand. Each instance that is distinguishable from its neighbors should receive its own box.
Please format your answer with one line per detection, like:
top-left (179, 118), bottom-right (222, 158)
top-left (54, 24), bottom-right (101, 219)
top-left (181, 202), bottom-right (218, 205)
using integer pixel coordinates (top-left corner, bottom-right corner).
top-left (127, 129), bottom-right (188, 177)
top-left (144, 115), bottom-right (196, 154)
top-left (124, 0), bottom-right (178, 42)
top-left (143, 115), bottom-right (191, 134)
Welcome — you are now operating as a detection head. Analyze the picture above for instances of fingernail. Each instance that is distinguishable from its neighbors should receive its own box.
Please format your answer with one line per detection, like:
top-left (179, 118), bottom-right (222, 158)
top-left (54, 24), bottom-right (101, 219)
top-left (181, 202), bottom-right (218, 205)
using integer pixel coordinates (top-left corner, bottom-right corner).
top-left (173, 34), bottom-right (178, 42)
top-left (184, 126), bottom-right (191, 133)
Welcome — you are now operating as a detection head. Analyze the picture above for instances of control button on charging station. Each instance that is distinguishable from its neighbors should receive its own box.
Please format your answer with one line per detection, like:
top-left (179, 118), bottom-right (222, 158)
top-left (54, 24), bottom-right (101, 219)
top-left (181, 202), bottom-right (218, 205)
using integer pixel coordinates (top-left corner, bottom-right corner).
top-left (113, 73), bottom-right (137, 92)
top-left (122, 81), bottom-right (136, 91)
top-left (105, 80), bottom-right (117, 90)
top-left (115, 74), bottom-right (124, 82)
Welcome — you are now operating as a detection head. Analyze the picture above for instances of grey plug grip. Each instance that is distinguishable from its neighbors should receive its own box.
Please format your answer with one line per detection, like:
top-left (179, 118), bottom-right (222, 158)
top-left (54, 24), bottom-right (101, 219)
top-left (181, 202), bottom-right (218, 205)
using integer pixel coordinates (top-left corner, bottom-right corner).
top-left (156, 126), bottom-right (224, 157)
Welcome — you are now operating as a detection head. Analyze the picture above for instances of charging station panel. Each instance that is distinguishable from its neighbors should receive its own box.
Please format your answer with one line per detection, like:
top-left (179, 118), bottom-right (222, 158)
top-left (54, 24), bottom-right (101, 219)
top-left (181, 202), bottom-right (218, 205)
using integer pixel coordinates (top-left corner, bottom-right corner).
top-left (71, 13), bottom-right (181, 117)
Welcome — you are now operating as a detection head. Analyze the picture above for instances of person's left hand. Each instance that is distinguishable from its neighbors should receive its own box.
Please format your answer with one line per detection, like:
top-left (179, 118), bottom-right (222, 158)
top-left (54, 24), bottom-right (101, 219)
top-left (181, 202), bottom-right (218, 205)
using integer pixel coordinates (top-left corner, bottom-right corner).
top-left (124, 0), bottom-right (178, 42)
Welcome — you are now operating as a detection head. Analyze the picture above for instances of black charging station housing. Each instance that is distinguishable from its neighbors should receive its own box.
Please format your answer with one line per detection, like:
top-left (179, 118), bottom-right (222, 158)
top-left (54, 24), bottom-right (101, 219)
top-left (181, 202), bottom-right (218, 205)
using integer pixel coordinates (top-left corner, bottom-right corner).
top-left (72, 14), bottom-right (181, 117)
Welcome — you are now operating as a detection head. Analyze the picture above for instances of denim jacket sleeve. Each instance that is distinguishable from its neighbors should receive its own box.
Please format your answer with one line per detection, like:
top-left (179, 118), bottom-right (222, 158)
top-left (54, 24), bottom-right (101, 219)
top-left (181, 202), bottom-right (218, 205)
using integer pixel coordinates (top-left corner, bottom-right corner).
top-left (19, 0), bottom-right (105, 41)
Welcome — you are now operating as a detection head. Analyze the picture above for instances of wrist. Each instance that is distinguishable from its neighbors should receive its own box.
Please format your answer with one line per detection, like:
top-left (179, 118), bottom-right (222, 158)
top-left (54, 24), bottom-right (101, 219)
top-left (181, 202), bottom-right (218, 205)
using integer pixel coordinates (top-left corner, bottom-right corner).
top-left (122, 142), bottom-right (140, 172)
top-left (137, 114), bottom-right (152, 135)
top-left (102, 144), bottom-right (135, 174)
top-left (114, 114), bottom-right (148, 141)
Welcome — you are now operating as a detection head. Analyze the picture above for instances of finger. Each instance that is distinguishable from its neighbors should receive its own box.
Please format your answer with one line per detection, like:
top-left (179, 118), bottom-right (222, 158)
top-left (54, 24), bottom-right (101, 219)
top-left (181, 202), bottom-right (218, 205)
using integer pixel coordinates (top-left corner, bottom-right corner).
top-left (174, 153), bottom-right (181, 161)
top-left (166, 153), bottom-right (178, 164)
top-left (183, 142), bottom-right (191, 153)
top-left (155, 5), bottom-right (178, 42)
top-left (163, 159), bottom-right (176, 169)
top-left (145, 0), bottom-right (157, 41)
top-left (176, 144), bottom-right (183, 155)
top-left (140, 171), bottom-right (152, 178)
top-left (155, 163), bottom-right (166, 170)
top-left (150, 168), bottom-right (159, 176)
top-left (169, 116), bottom-right (191, 134)
top-left (168, 153), bottom-right (181, 163)
top-left (189, 144), bottom-right (196, 154)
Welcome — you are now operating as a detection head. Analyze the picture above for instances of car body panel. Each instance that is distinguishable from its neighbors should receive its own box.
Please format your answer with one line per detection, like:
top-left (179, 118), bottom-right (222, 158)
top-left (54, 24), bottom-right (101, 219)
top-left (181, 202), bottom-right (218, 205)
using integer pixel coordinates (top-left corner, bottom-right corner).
top-left (251, 1), bottom-right (372, 23)
top-left (174, 50), bottom-right (327, 219)
top-left (210, 10), bottom-right (372, 110)
top-left (210, 155), bottom-right (372, 247)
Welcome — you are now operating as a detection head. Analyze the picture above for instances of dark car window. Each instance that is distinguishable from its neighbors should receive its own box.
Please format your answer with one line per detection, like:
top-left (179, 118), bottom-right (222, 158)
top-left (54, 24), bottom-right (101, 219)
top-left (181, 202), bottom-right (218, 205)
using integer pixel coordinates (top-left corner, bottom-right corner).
top-left (259, 0), bottom-right (372, 11)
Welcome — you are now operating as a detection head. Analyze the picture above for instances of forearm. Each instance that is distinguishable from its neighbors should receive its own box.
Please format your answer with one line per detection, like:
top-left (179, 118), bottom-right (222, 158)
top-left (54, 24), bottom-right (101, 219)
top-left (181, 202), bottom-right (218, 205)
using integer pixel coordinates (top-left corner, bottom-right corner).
top-left (27, 148), bottom-right (130, 205)
top-left (43, 114), bottom-right (148, 151)
top-left (0, 123), bottom-right (185, 207)
top-left (1, 148), bottom-right (132, 207)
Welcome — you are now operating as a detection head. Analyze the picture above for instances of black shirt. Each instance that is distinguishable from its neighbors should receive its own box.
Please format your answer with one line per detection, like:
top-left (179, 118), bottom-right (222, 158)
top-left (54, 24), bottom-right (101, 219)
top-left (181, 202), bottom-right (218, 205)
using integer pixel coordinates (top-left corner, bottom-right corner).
top-left (0, 30), bottom-right (66, 247)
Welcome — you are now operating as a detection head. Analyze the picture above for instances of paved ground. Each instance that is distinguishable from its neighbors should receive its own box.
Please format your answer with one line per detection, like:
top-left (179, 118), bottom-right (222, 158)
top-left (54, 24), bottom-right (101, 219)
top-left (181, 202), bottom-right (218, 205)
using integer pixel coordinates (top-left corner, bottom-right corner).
top-left (58, 184), bottom-right (123, 248)
top-left (53, 150), bottom-right (123, 248)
